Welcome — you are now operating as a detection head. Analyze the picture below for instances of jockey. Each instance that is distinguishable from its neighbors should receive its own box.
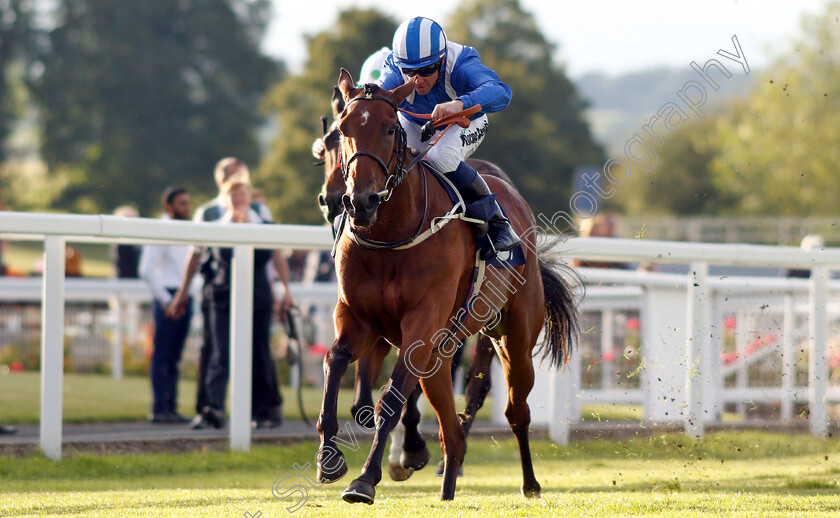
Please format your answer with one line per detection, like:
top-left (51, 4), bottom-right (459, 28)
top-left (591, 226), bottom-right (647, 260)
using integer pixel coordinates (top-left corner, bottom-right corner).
top-left (378, 16), bottom-right (519, 255)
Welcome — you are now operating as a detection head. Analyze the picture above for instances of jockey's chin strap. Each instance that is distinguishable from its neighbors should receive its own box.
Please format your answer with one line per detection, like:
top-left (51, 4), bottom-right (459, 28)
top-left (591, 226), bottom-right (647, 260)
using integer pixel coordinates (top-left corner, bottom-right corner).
top-left (340, 84), bottom-right (481, 202)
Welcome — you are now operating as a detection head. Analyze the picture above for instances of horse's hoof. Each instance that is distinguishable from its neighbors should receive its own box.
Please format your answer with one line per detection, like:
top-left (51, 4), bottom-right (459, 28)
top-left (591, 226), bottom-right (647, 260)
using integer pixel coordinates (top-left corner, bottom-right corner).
top-left (342, 478), bottom-right (375, 505)
top-left (316, 449), bottom-right (348, 484)
top-left (521, 482), bottom-right (541, 498)
top-left (400, 444), bottom-right (430, 471)
top-left (435, 459), bottom-right (464, 477)
top-left (388, 462), bottom-right (414, 481)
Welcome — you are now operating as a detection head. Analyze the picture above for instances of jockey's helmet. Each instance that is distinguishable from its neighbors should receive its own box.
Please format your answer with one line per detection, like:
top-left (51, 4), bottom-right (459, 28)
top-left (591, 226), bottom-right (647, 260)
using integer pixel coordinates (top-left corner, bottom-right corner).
top-left (392, 17), bottom-right (447, 69)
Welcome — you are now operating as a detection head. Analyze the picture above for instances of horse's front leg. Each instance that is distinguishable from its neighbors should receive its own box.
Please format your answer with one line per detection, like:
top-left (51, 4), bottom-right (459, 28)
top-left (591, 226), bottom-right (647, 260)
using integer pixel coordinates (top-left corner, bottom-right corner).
top-left (317, 303), bottom-right (376, 484)
top-left (342, 319), bottom-right (440, 504)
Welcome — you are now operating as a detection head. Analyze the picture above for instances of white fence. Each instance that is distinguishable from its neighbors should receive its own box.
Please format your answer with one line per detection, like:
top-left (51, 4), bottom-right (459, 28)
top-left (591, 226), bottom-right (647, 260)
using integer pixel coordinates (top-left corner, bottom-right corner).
top-left (1, 212), bottom-right (332, 460)
top-left (2, 211), bottom-right (840, 459)
top-left (522, 268), bottom-right (840, 444)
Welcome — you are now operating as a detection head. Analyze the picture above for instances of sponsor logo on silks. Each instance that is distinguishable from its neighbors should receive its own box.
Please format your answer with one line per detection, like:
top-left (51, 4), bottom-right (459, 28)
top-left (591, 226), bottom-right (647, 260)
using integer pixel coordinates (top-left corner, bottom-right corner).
top-left (459, 119), bottom-right (489, 147)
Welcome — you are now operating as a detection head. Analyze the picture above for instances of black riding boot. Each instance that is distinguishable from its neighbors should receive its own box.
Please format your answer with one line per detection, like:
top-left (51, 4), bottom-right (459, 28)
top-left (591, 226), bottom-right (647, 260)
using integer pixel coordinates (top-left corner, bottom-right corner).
top-left (445, 161), bottom-right (520, 254)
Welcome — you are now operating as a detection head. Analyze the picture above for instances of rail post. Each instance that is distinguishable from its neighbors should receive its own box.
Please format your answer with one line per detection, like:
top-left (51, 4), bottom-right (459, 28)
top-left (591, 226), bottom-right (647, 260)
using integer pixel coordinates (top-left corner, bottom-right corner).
top-left (40, 235), bottom-right (66, 460)
top-left (781, 293), bottom-right (795, 424)
top-left (109, 295), bottom-right (124, 379)
top-left (230, 244), bottom-right (255, 451)
top-left (641, 284), bottom-right (686, 423)
top-left (685, 261), bottom-right (709, 439)
top-left (808, 266), bottom-right (828, 438)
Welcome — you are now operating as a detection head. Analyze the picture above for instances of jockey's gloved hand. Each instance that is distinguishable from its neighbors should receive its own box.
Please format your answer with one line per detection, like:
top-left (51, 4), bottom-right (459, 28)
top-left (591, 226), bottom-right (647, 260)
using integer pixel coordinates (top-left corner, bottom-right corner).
top-left (420, 121), bottom-right (437, 143)
top-left (311, 138), bottom-right (326, 160)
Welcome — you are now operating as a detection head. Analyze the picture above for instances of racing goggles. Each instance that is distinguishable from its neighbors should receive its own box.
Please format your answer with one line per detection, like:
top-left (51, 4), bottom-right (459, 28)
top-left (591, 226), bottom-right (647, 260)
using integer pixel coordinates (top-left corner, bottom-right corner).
top-left (402, 59), bottom-right (442, 78)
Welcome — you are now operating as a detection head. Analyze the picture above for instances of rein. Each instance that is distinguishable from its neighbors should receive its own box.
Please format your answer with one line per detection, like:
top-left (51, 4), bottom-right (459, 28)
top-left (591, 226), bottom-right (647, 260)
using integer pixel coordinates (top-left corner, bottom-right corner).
top-left (337, 84), bottom-right (482, 251)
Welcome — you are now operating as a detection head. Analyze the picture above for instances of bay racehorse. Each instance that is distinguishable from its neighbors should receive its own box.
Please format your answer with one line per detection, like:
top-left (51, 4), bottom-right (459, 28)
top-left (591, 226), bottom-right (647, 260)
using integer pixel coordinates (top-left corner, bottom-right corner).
top-left (316, 70), bottom-right (579, 504)
top-left (317, 87), bottom-right (501, 480)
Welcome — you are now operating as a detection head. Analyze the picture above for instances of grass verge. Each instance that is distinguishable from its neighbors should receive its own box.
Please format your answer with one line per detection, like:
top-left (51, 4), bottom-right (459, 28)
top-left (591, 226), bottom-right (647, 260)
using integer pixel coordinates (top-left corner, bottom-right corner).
top-left (1, 432), bottom-right (839, 517)
top-left (2, 372), bottom-right (646, 425)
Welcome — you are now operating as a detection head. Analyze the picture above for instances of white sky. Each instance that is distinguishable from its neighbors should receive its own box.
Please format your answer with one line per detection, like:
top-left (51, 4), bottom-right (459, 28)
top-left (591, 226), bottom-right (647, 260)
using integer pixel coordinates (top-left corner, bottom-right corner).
top-left (264, 0), bottom-right (831, 78)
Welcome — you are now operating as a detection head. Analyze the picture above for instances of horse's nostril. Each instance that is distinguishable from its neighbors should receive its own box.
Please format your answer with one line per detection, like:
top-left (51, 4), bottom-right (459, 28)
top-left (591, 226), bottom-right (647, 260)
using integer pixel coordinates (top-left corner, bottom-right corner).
top-left (367, 194), bottom-right (380, 209)
top-left (342, 194), bottom-right (353, 212)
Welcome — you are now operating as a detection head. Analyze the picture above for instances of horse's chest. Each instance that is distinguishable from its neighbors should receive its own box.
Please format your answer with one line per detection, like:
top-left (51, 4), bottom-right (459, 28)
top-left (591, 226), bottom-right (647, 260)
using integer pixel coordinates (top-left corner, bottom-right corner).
top-left (342, 262), bottom-right (427, 314)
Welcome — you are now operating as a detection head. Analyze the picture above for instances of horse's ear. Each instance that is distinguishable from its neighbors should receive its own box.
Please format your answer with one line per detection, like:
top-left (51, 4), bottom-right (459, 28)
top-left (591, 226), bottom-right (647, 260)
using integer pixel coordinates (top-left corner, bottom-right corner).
top-left (331, 87), bottom-right (345, 118)
top-left (337, 68), bottom-right (355, 101)
top-left (391, 77), bottom-right (416, 105)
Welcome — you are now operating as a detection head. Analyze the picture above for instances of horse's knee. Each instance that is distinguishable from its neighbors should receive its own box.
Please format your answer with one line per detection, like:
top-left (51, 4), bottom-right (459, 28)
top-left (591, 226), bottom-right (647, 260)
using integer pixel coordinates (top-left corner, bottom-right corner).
top-left (325, 344), bottom-right (352, 366)
top-left (504, 402), bottom-right (531, 426)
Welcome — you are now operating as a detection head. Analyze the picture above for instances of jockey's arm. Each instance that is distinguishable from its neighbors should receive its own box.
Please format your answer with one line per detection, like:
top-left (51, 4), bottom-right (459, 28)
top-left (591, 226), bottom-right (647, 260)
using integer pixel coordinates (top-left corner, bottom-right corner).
top-left (450, 49), bottom-right (512, 114)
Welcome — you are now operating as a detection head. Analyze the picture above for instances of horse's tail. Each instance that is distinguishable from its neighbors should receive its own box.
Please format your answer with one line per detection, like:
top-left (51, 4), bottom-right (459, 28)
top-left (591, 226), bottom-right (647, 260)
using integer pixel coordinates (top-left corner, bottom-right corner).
top-left (536, 238), bottom-right (582, 368)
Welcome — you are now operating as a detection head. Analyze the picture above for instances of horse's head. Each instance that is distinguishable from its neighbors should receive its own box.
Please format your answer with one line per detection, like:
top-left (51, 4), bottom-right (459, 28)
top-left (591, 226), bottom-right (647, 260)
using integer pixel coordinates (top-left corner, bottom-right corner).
top-left (335, 68), bottom-right (415, 228)
top-left (318, 88), bottom-right (349, 223)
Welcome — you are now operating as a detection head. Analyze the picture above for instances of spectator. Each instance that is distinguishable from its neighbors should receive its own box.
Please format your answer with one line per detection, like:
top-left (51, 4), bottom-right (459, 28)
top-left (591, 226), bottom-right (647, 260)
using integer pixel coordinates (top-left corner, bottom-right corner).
top-left (111, 205), bottom-right (141, 278)
top-left (139, 187), bottom-right (193, 424)
top-left (198, 172), bottom-right (288, 429)
top-left (575, 211), bottom-right (629, 269)
top-left (168, 158), bottom-right (280, 428)
top-left (168, 159), bottom-right (292, 429)
top-left (65, 245), bottom-right (84, 277)
top-left (287, 250), bottom-right (309, 283)
top-left (782, 234), bottom-right (825, 278)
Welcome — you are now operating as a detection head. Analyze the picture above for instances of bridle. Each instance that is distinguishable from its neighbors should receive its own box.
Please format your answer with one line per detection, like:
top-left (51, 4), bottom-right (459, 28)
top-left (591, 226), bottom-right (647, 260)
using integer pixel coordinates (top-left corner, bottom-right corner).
top-left (339, 84), bottom-right (415, 203)
top-left (336, 84), bottom-right (429, 250)
top-left (334, 84), bottom-right (481, 251)
top-left (337, 83), bottom-right (481, 203)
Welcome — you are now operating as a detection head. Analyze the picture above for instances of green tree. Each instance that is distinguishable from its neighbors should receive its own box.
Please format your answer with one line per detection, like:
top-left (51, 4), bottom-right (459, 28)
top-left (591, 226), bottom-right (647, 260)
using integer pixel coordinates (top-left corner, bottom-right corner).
top-left (259, 8), bottom-right (396, 224)
top-left (29, 0), bottom-right (278, 215)
top-left (0, 0), bottom-right (39, 210)
top-left (710, 1), bottom-right (840, 215)
top-left (0, 0), bottom-right (33, 161)
top-left (614, 114), bottom-right (738, 215)
top-left (445, 0), bottom-right (604, 217)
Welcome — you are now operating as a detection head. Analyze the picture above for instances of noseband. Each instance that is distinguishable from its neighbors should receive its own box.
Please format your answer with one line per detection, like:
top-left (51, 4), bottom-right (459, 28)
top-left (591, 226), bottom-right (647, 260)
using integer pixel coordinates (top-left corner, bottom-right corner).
top-left (339, 84), bottom-right (409, 202)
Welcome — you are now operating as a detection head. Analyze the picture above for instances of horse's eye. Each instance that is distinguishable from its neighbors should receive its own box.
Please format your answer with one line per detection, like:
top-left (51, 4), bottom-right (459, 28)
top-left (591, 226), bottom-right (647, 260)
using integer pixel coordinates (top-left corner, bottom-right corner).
top-left (387, 126), bottom-right (396, 136)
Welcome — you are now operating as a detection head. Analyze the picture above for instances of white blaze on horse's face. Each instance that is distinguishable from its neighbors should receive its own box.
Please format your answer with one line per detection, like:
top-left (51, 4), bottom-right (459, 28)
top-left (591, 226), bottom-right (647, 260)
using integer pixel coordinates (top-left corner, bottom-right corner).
top-left (360, 110), bottom-right (370, 127)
